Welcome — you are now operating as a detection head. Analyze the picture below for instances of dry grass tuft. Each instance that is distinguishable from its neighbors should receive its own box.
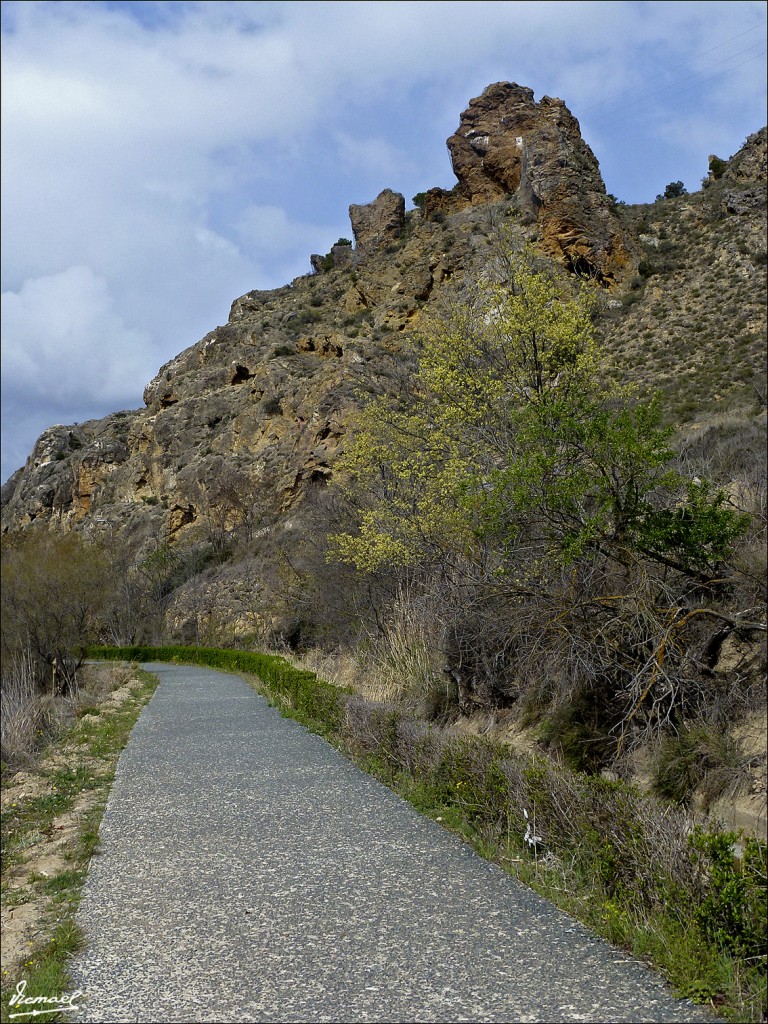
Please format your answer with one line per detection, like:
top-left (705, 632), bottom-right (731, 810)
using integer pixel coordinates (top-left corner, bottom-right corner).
top-left (0, 659), bottom-right (135, 776)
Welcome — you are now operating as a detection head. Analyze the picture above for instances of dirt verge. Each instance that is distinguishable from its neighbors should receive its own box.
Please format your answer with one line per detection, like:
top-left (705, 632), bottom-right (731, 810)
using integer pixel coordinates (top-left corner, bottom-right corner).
top-left (1, 664), bottom-right (156, 984)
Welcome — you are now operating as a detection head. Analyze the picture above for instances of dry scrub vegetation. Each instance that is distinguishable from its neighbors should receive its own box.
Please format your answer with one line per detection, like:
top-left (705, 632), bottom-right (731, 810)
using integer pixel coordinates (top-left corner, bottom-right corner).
top-left (1, 663), bottom-right (158, 1021)
top-left (276, 244), bottom-right (767, 831)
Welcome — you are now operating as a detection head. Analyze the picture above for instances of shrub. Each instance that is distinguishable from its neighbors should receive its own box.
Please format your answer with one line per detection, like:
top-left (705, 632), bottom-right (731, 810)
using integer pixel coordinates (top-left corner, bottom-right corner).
top-left (689, 827), bottom-right (767, 959)
top-left (87, 644), bottom-right (350, 736)
top-left (653, 723), bottom-right (747, 806)
top-left (657, 181), bottom-right (688, 200)
top-left (708, 156), bottom-right (728, 180)
top-left (260, 395), bottom-right (282, 416)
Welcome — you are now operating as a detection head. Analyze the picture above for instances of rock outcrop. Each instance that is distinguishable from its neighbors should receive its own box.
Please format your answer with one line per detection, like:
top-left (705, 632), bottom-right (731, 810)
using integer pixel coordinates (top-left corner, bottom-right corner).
top-left (722, 126), bottom-right (767, 185)
top-left (425, 82), bottom-right (632, 285)
top-left (309, 241), bottom-right (355, 274)
top-left (349, 189), bottom-right (406, 251)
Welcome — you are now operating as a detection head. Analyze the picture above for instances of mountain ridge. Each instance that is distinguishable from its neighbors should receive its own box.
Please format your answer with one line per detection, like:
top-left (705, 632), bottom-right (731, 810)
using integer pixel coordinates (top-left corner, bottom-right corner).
top-left (2, 89), bottom-right (766, 650)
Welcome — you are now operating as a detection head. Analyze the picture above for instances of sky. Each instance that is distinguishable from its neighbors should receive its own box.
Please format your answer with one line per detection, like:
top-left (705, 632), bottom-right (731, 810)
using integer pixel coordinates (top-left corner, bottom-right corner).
top-left (2, 1), bottom-right (766, 481)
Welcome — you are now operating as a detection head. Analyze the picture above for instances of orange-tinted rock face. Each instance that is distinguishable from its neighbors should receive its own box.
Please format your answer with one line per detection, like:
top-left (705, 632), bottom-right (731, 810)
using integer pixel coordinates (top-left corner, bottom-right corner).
top-left (445, 82), bottom-right (634, 285)
top-left (349, 189), bottom-right (406, 252)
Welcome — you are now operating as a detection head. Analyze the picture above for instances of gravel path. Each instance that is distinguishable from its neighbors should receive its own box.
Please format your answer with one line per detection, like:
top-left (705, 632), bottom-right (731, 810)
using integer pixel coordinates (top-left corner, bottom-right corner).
top-left (68, 663), bottom-right (713, 1023)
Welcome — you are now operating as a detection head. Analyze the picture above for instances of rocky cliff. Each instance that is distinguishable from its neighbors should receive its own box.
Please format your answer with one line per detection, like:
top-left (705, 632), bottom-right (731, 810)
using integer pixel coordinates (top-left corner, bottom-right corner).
top-left (2, 85), bottom-right (766, 644)
top-left (425, 82), bottom-right (633, 284)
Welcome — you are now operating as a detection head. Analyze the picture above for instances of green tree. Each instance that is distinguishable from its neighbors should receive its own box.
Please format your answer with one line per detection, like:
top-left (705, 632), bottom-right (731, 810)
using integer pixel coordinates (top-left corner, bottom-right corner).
top-left (1, 532), bottom-right (116, 694)
top-left (707, 156), bottom-right (728, 180)
top-left (328, 240), bottom-right (751, 744)
top-left (331, 242), bottom-right (744, 578)
top-left (657, 180), bottom-right (688, 200)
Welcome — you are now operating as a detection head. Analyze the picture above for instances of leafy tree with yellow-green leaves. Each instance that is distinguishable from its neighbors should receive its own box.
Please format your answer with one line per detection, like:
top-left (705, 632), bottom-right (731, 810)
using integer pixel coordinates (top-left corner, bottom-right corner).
top-left (332, 242), bottom-right (746, 581)
top-left (329, 241), bottom-right (752, 751)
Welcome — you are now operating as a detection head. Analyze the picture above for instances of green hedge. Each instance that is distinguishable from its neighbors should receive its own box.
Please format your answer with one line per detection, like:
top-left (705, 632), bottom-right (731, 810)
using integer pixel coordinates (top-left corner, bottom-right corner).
top-left (87, 644), bottom-right (349, 735)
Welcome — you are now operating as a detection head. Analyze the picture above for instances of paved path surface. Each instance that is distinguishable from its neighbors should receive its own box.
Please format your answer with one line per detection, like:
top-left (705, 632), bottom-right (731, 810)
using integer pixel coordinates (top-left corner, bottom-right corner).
top-left (69, 664), bottom-right (713, 1023)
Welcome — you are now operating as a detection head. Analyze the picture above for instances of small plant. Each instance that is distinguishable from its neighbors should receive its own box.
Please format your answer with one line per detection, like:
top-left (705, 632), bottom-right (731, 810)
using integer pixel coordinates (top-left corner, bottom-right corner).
top-left (638, 259), bottom-right (656, 279)
top-left (689, 827), bottom-right (767, 959)
top-left (653, 723), bottom-right (747, 807)
top-left (260, 395), bottom-right (282, 416)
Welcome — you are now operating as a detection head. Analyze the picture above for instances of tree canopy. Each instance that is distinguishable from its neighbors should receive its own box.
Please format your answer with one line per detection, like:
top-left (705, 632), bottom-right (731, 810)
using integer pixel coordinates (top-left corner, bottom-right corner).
top-left (331, 242), bottom-right (746, 581)
top-left (328, 240), bottom-right (752, 751)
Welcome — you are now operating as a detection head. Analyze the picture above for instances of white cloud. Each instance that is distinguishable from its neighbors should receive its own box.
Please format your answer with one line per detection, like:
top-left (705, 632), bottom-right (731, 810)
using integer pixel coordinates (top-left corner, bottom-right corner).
top-left (333, 132), bottom-right (414, 183)
top-left (235, 205), bottom-right (317, 256)
top-left (1, 266), bottom-right (157, 406)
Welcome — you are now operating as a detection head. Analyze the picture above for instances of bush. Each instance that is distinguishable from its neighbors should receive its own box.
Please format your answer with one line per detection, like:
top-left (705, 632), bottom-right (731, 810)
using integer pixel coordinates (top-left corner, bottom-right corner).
top-left (689, 827), bottom-right (767, 959)
top-left (657, 181), bottom-right (688, 200)
top-left (87, 644), bottom-right (350, 736)
top-left (653, 723), bottom-right (747, 806)
top-left (708, 156), bottom-right (728, 180)
top-left (2, 533), bottom-right (118, 695)
top-left (260, 395), bottom-right (283, 416)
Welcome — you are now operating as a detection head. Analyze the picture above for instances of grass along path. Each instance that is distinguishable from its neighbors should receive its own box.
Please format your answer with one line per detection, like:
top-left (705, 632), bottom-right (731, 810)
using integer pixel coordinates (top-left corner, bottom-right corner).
top-left (0, 664), bottom-right (158, 1023)
top-left (83, 646), bottom-right (767, 1021)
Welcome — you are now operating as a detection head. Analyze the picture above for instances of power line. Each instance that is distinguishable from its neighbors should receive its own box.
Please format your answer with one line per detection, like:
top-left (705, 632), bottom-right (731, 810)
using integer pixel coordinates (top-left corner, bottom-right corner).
top-left (585, 42), bottom-right (765, 139)
top-left (585, 39), bottom-right (766, 132)
top-left (579, 22), bottom-right (766, 119)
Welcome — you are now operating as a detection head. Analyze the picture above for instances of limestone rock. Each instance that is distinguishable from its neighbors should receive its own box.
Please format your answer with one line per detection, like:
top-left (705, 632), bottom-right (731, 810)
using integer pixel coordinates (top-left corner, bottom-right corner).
top-left (310, 242), bottom-right (355, 274)
top-left (0, 467), bottom-right (23, 508)
top-left (329, 242), bottom-right (355, 268)
top-left (349, 189), bottom-right (405, 251)
top-left (296, 333), bottom-right (344, 358)
top-left (723, 126), bottom-right (767, 185)
top-left (71, 441), bottom-right (129, 520)
top-left (422, 187), bottom-right (464, 221)
top-left (721, 187), bottom-right (766, 217)
top-left (444, 82), bottom-right (632, 284)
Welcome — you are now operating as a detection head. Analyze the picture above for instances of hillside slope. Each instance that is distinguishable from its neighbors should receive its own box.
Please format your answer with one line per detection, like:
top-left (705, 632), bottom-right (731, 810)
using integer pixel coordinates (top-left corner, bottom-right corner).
top-left (2, 88), bottom-right (766, 647)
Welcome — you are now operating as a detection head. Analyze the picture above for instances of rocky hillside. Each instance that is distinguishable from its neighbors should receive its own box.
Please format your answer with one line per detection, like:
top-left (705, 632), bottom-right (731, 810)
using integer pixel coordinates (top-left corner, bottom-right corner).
top-left (2, 85), bottom-right (766, 640)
